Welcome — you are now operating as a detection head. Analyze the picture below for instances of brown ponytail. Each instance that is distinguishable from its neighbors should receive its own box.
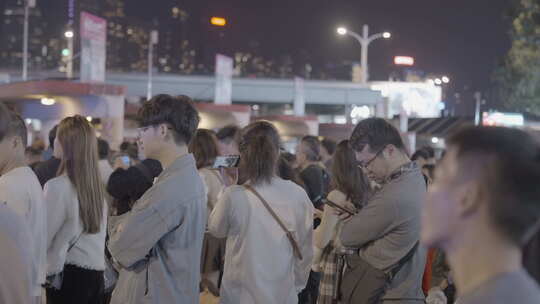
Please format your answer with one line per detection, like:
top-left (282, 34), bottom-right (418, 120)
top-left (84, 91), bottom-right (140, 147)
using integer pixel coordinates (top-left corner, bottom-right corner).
top-left (239, 121), bottom-right (281, 185)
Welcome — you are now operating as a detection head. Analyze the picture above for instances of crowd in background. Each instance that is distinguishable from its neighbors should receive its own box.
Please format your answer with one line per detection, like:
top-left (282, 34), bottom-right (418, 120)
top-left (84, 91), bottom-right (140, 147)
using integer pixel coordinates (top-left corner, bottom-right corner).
top-left (1, 93), bottom-right (540, 304)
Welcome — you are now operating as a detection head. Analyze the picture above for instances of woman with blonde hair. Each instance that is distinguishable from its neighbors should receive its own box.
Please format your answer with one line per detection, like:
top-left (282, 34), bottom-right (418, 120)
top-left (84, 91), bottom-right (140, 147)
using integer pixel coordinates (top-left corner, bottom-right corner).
top-left (45, 115), bottom-right (107, 303)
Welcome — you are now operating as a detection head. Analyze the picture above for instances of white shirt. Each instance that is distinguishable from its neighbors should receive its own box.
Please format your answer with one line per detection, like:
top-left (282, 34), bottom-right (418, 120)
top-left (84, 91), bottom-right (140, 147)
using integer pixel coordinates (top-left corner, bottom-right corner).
top-left (44, 175), bottom-right (107, 275)
top-left (0, 204), bottom-right (34, 304)
top-left (98, 159), bottom-right (114, 184)
top-left (208, 177), bottom-right (314, 304)
top-left (0, 166), bottom-right (47, 296)
top-left (199, 167), bottom-right (224, 216)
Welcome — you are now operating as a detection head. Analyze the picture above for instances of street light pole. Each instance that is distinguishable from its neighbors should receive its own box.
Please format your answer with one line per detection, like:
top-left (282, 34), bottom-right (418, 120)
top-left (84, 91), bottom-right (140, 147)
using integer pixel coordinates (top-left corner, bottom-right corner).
top-left (147, 30), bottom-right (158, 100)
top-left (22, 0), bottom-right (35, 81)
top-left (360, 25), bottom-right (369, 85)
top-left (337, 24), bottom-right (391, 84)
top-left (64, 30), bottom-right (74, 79)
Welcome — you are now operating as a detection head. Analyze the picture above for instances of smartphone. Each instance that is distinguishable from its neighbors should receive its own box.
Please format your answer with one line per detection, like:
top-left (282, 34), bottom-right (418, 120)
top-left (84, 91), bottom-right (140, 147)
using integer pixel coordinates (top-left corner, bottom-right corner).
top-left (121, 156), bottom-right (131, 166)
top-left (212, 155), bottom-right (240, 169)
top-left (322, 198), bottom-right (356, 216)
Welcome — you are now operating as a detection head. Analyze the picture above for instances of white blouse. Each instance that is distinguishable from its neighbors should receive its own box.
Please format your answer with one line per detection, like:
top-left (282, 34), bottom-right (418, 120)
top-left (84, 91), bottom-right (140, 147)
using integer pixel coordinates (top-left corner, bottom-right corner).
top-left (199, 167), bottom-right (224, 214)
top-left (208, 177), bottom-right (314, 304)
top-left (44, 175), bottom-right (107, 275)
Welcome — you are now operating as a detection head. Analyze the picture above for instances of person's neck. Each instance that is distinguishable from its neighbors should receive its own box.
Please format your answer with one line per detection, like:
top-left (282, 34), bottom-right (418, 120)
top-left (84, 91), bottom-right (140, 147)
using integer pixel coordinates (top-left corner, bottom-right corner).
top-left (446, 226), bottom-right (523, 297)
top-left (0, 157), bottom-right (26, 176)
top-left (155, 144), bottom-right (189, 170)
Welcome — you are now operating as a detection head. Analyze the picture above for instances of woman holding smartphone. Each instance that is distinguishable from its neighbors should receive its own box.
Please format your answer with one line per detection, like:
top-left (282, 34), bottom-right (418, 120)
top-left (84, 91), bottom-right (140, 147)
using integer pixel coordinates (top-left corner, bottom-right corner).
top-left (313, 140), bottom-right (371, 304)
top-left (208, 121), bottom-right (314, 304)
top-left (44, 115), bottom-right (107, 304)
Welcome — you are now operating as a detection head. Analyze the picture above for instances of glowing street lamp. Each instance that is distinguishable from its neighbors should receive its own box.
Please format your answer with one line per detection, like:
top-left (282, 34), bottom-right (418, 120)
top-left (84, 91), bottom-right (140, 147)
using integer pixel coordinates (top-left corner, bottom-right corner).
top-left (336, 25), bottom-right (391, 84)
top-left (337, 27), bottom-right (347, 35)
top-left (442, 76), bottom-right (450, 84)
top-left (434, 78), bottom-right (442, 85)
top-left (64, 30), bottom-right (74, 78)
top-left (40, 97), bottom-right (55, 106)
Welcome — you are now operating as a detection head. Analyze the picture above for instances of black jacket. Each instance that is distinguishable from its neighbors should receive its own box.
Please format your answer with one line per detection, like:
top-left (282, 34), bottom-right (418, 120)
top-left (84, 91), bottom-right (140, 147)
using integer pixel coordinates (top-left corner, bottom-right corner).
top-left (33, 157), bottom-right (61, 187)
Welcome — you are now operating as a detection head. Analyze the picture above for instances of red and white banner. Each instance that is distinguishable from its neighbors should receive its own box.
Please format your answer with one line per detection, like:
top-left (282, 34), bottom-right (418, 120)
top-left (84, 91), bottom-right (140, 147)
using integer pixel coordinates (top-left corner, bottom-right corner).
top-left (80, 12), bottom-right (107, 82)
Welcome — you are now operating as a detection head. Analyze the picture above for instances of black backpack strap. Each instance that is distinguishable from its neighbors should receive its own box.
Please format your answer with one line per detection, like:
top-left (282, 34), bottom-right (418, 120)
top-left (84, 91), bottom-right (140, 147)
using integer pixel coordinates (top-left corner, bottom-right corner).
top-left (388, 241), bottom-right (419, 280)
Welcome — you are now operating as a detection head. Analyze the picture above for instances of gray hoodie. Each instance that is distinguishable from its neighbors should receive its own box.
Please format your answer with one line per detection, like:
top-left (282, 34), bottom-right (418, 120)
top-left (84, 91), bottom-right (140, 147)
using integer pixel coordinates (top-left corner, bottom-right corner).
top-left (108, 154), bottom-right (207, 304)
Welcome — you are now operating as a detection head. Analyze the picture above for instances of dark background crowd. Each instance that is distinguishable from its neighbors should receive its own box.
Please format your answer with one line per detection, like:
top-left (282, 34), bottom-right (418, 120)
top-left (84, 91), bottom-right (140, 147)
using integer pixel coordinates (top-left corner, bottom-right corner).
top-left (1, 94), bottom-right (540, 304)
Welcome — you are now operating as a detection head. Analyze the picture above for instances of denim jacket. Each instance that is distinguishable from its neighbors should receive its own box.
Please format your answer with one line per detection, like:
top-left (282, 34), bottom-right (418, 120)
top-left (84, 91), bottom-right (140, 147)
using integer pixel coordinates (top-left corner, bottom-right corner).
top-left (108, 154), bottom-right (207, 304)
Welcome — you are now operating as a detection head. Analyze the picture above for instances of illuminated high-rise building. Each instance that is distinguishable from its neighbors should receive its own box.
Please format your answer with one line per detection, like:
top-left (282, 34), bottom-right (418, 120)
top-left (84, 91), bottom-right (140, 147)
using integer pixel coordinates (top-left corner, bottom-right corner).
top-left (0, 0), bottom-right (56, 71)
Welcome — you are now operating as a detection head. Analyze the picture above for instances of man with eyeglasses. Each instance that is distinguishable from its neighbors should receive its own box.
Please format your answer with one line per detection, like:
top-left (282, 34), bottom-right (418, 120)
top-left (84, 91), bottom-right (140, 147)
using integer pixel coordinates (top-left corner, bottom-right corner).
top-left (108, 94), bottom-right (207, 304)
top-left (338, 118), bottom-right (427, 304)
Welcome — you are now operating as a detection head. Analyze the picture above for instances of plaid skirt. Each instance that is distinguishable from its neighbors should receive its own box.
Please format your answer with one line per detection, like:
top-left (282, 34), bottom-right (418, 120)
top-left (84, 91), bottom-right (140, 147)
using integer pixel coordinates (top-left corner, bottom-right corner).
top-left (317, 245), bottom-right (358, 304)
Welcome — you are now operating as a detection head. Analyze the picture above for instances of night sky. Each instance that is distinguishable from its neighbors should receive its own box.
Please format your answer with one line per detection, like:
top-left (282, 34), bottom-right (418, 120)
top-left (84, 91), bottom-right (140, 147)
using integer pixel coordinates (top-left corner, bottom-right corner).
top-left (130, 0), bottom-right (512, 96)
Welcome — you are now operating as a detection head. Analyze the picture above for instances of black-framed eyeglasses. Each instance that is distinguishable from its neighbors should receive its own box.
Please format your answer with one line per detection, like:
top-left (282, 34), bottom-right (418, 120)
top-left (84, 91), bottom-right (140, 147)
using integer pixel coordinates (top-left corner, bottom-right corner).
top-left (359, 146), bottom-right (386, 169)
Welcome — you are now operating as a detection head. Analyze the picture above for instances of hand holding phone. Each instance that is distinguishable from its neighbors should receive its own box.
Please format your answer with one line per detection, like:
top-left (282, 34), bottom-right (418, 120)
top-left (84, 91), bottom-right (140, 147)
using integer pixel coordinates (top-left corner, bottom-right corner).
top-left (212, 155), bottom-right (240, 169)
top-left (323, 198), bottom-right (356, 217)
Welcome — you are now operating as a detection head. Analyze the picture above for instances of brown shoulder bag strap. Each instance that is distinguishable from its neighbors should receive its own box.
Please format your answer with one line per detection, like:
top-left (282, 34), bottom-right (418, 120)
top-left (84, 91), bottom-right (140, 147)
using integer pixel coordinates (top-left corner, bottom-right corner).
top-left (243, 184), bottom-right (303, 260)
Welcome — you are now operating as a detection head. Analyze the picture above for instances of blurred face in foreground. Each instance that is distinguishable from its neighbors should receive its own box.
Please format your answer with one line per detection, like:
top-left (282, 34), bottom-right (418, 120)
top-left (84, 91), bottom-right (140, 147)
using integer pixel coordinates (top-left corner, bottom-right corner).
top-left (421, 149), bottom-right (475, 249)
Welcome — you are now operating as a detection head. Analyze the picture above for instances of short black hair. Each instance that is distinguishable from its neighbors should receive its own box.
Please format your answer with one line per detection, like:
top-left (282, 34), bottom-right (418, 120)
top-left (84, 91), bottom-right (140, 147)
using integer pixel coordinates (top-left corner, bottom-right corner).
top-left (107, 158), bottom-right (163, 214)
top-left (0, 107), bottom-right (27, 146)
top-left (216, 125), bottom-right (241, 144)
top-left (49, 125), bottom-right (58, 149)
top-left (448, 126), bottom-right (540, 246)
top-left (350, 118), bottom-right (405, 153)
top-left (138, 94), bottom-right (200, 145)
top-left (301, 135), bottom-right (321, 162)
top-left (411, 149), bottom-right (430, 161)
top-left (97, 138), bottom-right (110, 160)
top-left (321, 138), bottom-right (337, 156)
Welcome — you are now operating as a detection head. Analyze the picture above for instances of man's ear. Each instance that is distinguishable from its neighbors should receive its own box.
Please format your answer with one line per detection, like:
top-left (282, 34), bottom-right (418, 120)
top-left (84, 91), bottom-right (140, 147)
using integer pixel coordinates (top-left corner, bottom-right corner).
top-left (457, 179), bottom-right (483, 218)
top-left (157, 124), bottom-right (168, 140)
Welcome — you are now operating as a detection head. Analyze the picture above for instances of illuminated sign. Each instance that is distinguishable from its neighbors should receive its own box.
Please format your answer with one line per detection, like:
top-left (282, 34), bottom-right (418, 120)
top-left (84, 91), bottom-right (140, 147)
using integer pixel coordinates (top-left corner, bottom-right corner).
top-left (482, 112), bottom-right (524, 127)
top-left (394, 56), bottom-right (415, 66)
top-left (210, 17), bottom-right (227, 27)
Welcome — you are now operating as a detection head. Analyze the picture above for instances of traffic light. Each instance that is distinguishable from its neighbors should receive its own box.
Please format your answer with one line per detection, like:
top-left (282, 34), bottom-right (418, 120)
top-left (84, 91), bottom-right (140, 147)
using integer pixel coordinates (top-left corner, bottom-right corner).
top-left (62, 48), bottom-right (70, 56)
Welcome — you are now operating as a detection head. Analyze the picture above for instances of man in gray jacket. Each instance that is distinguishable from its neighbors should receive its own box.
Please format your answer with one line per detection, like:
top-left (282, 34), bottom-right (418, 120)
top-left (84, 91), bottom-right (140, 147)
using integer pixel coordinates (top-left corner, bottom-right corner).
top-left (109, 94), bottom-right (207, 304)
top-left (340, 118), bottom-right (426, 303)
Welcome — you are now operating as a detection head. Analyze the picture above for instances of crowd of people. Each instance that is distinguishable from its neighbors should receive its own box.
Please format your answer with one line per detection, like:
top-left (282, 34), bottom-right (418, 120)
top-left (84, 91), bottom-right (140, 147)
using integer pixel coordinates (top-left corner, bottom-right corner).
top-left (0, 93), bottom-right (540, 304)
